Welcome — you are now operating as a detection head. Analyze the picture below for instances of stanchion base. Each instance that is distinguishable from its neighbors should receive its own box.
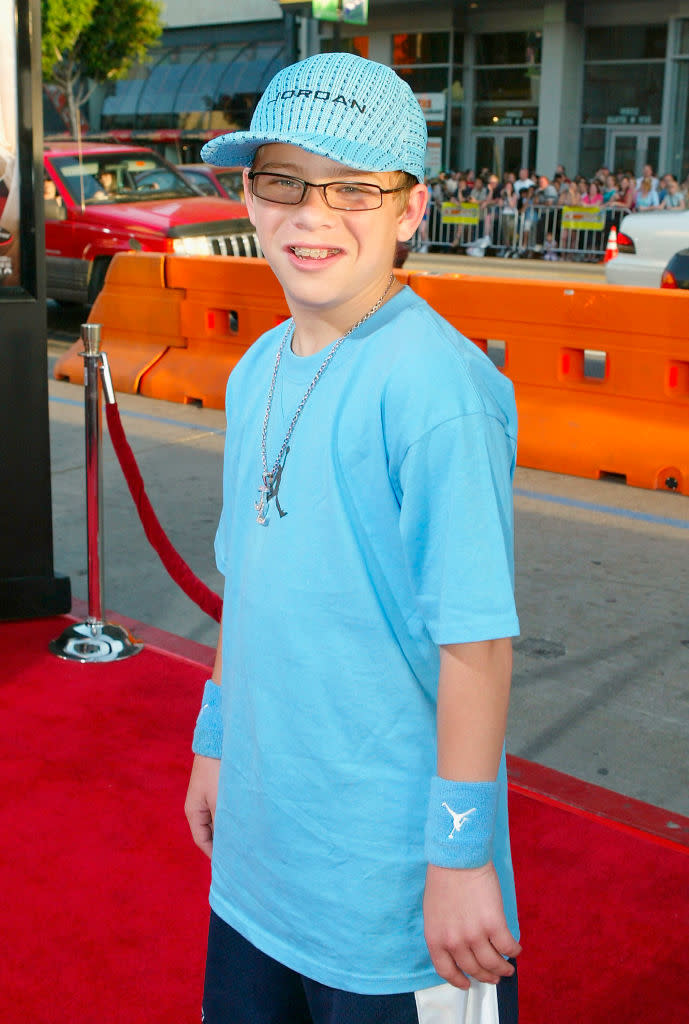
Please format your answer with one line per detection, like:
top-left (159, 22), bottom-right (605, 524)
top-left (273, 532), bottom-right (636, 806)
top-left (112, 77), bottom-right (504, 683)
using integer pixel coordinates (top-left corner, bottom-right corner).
top-left (50, 619), bottom-right (144, 662)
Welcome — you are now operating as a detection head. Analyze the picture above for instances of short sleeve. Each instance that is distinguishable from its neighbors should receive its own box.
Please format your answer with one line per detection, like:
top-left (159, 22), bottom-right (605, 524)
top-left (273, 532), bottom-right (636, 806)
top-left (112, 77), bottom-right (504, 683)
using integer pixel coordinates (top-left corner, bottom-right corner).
top-left (213, 369), bottom-right (236, 579)
top-left (397, 411), bottom-right (519, 645)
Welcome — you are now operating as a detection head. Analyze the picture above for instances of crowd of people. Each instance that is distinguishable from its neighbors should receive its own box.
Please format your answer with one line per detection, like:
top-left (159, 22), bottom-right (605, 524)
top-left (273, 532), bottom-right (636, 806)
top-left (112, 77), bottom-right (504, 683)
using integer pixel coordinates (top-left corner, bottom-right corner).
top-left (415, 162), bottom-right (688, 258)
top-left (428, 162), bottom-right (689, 214)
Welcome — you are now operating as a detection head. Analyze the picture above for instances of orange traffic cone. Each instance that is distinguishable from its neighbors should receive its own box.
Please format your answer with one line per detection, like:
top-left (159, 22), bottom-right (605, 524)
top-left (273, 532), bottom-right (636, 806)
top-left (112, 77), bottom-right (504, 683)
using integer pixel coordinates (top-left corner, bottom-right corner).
top-left (604, 224), bottom-right (619, 262)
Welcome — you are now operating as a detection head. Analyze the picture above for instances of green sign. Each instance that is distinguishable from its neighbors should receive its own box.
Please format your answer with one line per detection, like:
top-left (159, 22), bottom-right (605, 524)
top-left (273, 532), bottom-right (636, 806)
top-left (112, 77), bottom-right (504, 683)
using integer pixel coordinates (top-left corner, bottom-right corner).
top-left (311, 0), bottom-right (368, 24)
top-left (312, 0), bottom-right (339, 19)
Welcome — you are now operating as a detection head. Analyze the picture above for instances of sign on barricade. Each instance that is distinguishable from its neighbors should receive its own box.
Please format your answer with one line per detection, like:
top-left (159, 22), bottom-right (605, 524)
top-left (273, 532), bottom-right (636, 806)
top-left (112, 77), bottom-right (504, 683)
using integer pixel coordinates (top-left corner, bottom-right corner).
top-left (561, 206), bottom-right (605, 231)
top-left (441, 201), bottom-right (480, 225)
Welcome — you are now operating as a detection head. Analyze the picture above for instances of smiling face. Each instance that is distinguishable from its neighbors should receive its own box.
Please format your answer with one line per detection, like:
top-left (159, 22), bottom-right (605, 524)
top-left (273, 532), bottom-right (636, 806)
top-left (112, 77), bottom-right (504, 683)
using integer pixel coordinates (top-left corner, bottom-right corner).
top-left (244, 143), bottom-right (426, 332)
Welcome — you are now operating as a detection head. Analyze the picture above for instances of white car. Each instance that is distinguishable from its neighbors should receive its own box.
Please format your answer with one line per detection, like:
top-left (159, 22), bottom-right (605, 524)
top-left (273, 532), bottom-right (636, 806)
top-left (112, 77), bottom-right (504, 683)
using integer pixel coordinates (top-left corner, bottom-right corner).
top-left (605, 209), bottom-right (689, 287)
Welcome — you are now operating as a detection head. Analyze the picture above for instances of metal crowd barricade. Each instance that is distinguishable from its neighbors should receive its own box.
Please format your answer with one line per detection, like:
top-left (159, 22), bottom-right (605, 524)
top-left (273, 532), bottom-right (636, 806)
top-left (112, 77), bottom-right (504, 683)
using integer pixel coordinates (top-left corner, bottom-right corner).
top-left (413, 200), bottom-right (627, 262)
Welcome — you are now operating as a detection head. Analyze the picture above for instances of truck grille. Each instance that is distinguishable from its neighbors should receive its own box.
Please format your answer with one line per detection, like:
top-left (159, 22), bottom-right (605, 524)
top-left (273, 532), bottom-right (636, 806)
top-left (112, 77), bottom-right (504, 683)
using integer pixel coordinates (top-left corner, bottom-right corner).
top-left (209, 232), bottom-right (262, 258)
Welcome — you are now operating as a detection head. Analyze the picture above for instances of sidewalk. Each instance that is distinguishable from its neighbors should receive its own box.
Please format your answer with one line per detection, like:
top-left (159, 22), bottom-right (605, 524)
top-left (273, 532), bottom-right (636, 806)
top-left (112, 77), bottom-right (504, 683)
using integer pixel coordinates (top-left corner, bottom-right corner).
top-left (405, 249), bottom-right (608, 282)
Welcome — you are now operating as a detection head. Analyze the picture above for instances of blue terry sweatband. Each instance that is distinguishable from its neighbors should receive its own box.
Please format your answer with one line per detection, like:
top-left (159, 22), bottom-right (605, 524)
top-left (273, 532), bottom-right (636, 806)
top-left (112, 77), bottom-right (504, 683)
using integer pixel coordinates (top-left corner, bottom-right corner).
top-left (192, 679), bottom-right (223, 758)
top-left (424, 775), bottom-right (499, 869)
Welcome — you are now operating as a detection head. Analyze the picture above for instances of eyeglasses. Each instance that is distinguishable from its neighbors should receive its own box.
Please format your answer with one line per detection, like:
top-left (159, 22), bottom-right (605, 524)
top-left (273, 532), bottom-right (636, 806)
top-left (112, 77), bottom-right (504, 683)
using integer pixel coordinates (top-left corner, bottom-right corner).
top-left (248, 171), bottom-right (407, 211)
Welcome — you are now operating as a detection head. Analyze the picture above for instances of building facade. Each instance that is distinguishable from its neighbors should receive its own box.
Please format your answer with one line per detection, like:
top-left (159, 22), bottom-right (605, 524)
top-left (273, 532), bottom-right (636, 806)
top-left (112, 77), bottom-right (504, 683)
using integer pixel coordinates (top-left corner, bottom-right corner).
top-left (90, 0), bottom-right (689, 183)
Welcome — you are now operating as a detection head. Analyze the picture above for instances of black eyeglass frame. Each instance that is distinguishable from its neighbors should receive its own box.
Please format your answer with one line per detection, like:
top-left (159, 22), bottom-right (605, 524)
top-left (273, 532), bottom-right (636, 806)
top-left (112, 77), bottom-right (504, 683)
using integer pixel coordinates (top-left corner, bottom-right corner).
top-left (247, 171), bottom-right (408, 210)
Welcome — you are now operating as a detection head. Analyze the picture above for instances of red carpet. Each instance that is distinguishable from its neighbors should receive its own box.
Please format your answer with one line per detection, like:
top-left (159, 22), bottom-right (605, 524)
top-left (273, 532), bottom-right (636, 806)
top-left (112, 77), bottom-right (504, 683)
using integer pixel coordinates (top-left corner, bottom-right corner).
top-left (1, 614), bottom-right (688, 1024)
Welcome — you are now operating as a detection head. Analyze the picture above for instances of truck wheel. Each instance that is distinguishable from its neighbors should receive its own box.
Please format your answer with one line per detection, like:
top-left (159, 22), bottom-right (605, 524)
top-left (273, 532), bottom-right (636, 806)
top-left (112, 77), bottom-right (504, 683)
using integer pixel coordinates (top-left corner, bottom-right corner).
top-left (87, 257), bottom-right (112, 305)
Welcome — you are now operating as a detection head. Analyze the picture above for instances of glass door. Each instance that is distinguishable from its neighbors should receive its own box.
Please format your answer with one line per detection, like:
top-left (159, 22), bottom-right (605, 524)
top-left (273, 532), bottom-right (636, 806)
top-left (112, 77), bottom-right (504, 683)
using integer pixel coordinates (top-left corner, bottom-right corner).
top-left (473, 131), bottom-right (529, 178)
top-left (503, 135), bottom-right (527, 176)
top-left (474, 134), bottom-right (499, 175)
top-left (608, 131), bottom-right (661, 177)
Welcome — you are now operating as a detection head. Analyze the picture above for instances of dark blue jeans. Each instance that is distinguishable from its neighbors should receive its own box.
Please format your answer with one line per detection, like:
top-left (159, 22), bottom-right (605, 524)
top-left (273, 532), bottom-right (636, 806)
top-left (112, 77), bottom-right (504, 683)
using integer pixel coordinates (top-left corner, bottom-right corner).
top-left (202, 910), bottom-right (518, 1024)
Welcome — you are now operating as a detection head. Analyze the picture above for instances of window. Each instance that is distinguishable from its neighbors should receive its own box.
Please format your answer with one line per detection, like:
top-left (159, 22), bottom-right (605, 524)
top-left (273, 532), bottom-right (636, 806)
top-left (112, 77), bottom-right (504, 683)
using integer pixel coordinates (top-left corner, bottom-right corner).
top-left (180, 170), bottom-right (218, 196)
top-left (321, 36), bottom-right (369, 58)
top-left (473, 32), bottom-right (541, 129)
top-left (390, 30), bottom-right (461, 174)
top-left (392, 33), bottom-right (450, 65)
top-left (578, 22), bottom-right (668, 181)
top-left (394, 67), bottom-right (450, 93)
top-left (585, 25), bottom-right (667, 61)
top-left (475, 32), bottom-right (542, 67)
top-left (476, 68), bottom-right (539, 104)
top-left (582, 64), bottom-right (665, 125)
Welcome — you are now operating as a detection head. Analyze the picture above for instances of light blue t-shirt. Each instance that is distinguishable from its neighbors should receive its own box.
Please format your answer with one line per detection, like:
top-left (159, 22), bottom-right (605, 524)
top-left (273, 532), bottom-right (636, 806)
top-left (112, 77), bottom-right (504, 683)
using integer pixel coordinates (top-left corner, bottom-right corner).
top-left (211, 286), bottom-right (520, 995)
top-left (635, 189), bottom-right (659, 208)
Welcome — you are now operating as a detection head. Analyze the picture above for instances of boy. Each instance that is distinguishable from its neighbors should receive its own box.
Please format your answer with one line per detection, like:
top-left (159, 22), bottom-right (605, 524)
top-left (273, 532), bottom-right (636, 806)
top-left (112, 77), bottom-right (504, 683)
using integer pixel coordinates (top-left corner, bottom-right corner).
top-left (185, 52), bottom-right (522, 1024)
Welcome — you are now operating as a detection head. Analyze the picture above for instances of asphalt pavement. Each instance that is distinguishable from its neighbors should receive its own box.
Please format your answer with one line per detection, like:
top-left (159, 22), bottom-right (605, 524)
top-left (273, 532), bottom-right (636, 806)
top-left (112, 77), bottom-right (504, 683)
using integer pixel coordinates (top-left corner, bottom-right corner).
top-left (44, 252), bottom-right (688, 820)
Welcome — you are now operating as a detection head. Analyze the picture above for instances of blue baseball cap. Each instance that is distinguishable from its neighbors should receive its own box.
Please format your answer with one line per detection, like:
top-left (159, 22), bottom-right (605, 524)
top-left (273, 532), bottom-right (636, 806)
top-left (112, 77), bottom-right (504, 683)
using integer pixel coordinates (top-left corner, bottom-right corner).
top-left (201, 52), bottom-right (428, 183)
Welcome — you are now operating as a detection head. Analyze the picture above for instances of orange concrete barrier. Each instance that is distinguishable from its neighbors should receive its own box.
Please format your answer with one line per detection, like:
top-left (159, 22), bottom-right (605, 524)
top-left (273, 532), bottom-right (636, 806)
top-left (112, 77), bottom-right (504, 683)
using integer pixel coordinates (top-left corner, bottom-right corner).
top-left (141, 256), bottom-right (290, 407)
top-left (408, 273), bottom-right (689, 494)
top-left (53, 254), bottom-right (185, 393)
top-left (54, 254), bottom-right (688, 495)
top-left (142, 262), bottom-right (408, 407)
top-left (55, 255), bottom-right (411, 409)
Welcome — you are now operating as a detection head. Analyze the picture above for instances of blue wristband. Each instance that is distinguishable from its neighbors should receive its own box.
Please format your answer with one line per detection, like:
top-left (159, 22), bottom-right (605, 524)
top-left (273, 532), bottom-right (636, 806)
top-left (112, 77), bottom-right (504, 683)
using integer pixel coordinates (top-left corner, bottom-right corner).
top-left (424, 775), bottom-right (499, 869)
top-left (192, 679), bottom-right (223, 759)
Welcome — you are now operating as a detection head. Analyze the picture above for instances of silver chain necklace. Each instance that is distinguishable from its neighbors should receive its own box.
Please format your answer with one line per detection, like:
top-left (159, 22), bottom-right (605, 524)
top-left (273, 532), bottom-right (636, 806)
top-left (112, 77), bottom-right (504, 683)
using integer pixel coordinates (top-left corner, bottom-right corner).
top-left (254, 273), bottom-right (395, 525)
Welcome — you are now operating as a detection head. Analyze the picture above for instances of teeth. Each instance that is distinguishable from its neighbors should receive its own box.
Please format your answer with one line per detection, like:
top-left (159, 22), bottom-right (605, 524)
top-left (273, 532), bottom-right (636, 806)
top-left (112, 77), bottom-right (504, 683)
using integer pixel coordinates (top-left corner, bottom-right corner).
top-left (292, 247), bottom-right (338, 259)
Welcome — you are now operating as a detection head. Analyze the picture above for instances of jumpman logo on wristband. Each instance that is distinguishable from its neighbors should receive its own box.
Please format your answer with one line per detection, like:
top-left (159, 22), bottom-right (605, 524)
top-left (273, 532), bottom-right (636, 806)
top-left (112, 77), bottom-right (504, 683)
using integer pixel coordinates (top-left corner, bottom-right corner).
top-left (442, 803), bottom-right (476, 839)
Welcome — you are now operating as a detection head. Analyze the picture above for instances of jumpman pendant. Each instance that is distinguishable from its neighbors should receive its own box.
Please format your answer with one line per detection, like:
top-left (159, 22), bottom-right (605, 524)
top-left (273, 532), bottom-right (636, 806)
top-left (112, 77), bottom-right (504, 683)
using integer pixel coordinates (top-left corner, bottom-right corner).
top-left (253, 275), bottom-right (395, 527)
top-left (255, 451), bottom-right (289, 525)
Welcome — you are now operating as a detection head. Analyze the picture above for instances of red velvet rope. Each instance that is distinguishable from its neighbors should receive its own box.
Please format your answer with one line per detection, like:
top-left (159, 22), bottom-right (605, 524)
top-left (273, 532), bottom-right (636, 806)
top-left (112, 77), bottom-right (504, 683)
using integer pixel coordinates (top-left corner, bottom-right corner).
top-left (105, 401), bottom-right (223, 624)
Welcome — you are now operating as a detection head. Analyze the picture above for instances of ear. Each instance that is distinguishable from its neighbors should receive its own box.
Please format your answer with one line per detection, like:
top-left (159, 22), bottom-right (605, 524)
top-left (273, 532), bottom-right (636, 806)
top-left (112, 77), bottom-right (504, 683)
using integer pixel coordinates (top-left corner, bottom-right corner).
top-left (396, 182), bottom-right (428, 242)
top-left (243, 167), bottom-right (256, 226)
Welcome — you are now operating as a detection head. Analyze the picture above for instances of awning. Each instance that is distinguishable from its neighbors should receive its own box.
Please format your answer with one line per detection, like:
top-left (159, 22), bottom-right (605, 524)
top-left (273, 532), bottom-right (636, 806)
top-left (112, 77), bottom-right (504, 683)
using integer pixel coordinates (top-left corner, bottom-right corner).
top-left (100, 40), bottom-right (285, 133)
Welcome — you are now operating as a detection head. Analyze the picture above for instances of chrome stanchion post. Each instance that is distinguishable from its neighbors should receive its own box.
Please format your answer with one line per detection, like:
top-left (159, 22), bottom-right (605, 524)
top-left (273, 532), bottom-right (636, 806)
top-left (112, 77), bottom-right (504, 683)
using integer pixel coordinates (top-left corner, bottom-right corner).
top-left (51, 324), bottom-right (143, 662)
top-left (84, 322), bottom-right (105, 623)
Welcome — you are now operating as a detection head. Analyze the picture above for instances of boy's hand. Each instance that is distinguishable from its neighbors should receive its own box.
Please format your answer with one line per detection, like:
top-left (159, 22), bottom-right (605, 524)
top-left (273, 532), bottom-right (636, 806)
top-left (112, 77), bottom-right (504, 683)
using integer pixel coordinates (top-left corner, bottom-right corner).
top-left (423, 862), bottom-right (521, 990)
top-left (184, 754), bottom-right (220, 859)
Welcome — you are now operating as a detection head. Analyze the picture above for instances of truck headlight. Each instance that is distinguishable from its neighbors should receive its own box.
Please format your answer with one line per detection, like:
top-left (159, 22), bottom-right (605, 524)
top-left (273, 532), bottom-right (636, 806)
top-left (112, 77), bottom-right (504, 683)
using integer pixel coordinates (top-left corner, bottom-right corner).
top-left (172, 236), bottom-right (213, 256)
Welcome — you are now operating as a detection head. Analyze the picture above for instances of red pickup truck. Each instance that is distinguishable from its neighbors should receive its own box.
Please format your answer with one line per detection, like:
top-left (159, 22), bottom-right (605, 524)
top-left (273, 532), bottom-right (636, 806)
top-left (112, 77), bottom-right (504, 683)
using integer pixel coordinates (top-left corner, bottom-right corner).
top-left (44, 142), bottom-right (260, 304)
